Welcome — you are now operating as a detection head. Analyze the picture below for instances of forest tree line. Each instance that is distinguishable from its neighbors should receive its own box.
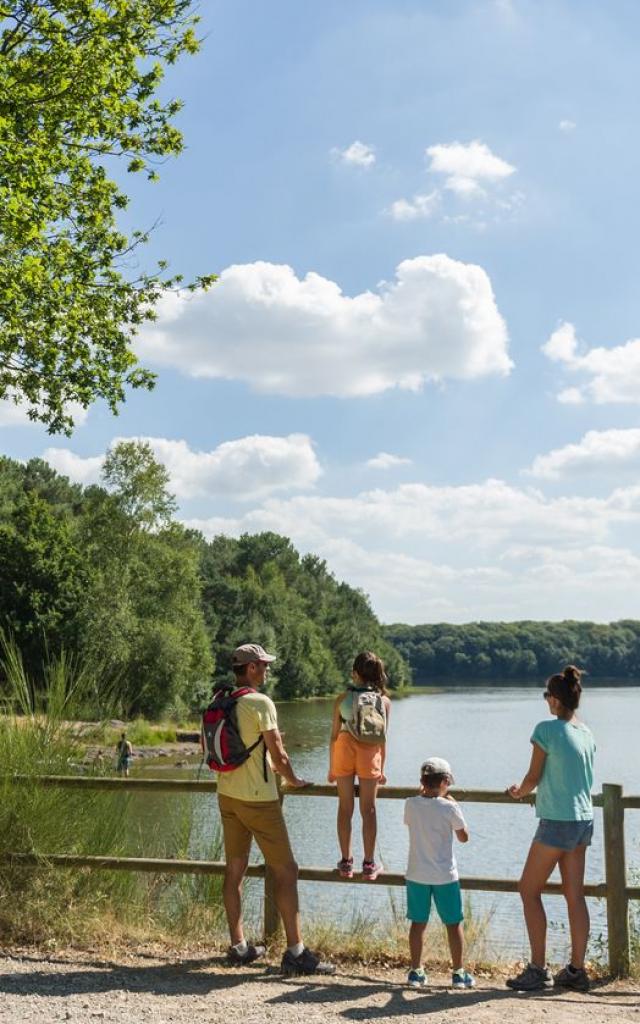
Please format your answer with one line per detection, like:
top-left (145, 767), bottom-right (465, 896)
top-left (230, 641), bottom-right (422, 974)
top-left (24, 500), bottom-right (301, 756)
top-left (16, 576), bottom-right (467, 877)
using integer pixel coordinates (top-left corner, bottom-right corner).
top-left (2, 445), bottom-right (637, 718)
top-left (384, 620), bottom-right (640, 682)
top-left (0, 445), bottom-right (408, 716)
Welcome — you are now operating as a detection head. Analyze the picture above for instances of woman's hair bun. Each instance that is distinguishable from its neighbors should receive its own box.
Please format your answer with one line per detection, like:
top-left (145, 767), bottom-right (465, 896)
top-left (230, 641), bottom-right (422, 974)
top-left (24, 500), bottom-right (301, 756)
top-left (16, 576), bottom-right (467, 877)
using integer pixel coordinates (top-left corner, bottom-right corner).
top-left (563, 665), bottom-right (582, 686)
top-left (547, 665), bottom-right (583, 710)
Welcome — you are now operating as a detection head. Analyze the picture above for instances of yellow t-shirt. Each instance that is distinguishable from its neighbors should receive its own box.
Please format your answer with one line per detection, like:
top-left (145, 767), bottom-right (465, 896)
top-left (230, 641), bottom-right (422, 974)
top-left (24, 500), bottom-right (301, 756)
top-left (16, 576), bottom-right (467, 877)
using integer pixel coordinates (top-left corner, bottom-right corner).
top-left (216, 690), bottom-right (279, 802)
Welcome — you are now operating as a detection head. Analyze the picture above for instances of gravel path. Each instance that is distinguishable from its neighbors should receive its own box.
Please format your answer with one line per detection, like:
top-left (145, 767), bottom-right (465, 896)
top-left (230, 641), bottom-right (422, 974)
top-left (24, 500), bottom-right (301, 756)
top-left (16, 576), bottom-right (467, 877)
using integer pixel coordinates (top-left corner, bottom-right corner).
top-left (0, 951), bottom-right (638, 1024)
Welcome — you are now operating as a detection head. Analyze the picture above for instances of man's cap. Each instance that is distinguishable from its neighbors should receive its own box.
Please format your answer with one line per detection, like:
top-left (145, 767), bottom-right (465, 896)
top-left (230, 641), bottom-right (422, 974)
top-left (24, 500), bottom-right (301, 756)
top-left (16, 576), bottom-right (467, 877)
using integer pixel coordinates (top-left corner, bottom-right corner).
top-left (231, 643), bottom-right (277, 667)
top-left (420, 757), bottom-right (454, 782)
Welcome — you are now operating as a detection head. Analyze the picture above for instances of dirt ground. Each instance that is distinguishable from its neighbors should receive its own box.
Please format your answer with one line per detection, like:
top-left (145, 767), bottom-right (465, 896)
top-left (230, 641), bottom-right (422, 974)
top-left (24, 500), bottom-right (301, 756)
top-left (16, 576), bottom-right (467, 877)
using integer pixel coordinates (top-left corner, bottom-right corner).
top-left (0, 950), bottom-right (638, 1024)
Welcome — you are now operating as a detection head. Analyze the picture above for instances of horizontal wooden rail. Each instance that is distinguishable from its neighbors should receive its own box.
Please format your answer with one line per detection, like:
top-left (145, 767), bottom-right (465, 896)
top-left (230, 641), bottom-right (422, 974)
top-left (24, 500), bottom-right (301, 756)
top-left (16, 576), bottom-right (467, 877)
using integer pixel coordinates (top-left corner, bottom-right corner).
top-left (2, 852), bottom-right (264, 877)
top-left (8, 775), bottom-right (220, 794)
top-left (0, 853), bottom-right (610, 898)
top-left (6, 775), bottom-right (613, 806)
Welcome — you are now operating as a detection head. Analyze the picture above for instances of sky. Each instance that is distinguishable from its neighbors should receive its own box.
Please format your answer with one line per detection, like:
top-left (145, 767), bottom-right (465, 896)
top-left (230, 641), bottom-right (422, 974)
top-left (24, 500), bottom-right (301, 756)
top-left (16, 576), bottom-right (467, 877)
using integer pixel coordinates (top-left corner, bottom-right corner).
top-left (3, 0), bottom-right (640, 625)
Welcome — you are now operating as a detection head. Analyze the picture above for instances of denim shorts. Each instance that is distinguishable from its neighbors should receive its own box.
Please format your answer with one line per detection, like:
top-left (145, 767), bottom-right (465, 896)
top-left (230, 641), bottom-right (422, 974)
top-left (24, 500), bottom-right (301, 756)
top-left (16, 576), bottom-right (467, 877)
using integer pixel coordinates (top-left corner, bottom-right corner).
top-left (533, 818), bottom-right (593, 851)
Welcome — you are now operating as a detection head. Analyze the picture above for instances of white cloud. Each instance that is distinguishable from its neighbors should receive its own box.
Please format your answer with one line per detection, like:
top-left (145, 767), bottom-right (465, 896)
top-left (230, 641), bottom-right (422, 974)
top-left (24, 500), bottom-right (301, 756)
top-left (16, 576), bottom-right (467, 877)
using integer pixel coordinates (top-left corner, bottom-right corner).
top-left (426, 140), bottom-right (516, 197)
top-left (542, 321), bottom-right (579, 363)
top-left (44, 433), bottom-right (321, 501)
top-left (182, 478), bottom-right (640, 623)
top-left (0, 394), bottom-right (89, 429)
top-left (322, 538), bottom-right (640, 622)
top-left (388, 141), bottom-right (519, 226)
top-left (388, 191), bottom-right (440, 221)
top-left (542, 321), bottom-right (640, 404)
top-left (136, 256), bottom-right (512, 397)
top-left (332, 140), bottom-right (376, 168)
top-left (43, 448), bottom-right (104, 485)
top-left (559, 119), bottom-right (577, 133)
top-left (366, 452), bottom-right (413, 470)
top-left (557, 387), bottom-right (584, 405)
top-left (184, 478), bottom-right (640, 554)
top-left (502, 542), bottom-right (640, 580)
top-left (525, 428), bottom-right (640, 481)
top-left (0, 399), bottom-right (35, 427)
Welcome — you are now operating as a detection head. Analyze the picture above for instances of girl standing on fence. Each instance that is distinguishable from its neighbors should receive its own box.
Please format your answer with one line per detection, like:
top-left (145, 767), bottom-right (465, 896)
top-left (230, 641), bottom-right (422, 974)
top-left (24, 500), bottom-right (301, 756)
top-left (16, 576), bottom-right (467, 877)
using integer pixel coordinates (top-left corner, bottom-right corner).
top-left (328, 651), bottom-right (390, 881)
top-left (506, 665), bottom-right (595, 993)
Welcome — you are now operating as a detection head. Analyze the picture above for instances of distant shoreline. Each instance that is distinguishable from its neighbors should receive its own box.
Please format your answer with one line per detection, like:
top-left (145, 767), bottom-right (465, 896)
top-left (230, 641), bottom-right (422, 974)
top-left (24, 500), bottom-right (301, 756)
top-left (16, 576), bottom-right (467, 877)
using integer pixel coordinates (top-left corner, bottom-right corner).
top-left (405, 676), bottom-right (640, 689)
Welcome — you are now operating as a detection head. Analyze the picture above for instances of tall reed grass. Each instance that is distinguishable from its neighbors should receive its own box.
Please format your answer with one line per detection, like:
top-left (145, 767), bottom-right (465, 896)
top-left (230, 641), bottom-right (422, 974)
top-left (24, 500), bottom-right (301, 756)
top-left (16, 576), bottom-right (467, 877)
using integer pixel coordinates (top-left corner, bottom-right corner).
top-left (0, 633), bottom-right (225, 946)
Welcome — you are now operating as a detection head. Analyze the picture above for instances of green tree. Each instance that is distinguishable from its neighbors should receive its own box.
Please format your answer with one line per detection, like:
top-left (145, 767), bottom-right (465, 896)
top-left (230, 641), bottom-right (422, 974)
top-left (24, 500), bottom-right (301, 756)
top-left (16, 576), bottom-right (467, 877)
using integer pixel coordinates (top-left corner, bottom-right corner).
top-left (79, 451), bottom-right (210, 715)
top-left (0, 491), bottom-right (91, 676)
top-left (102, 440), bottom-right (177, 531)
top-left (0, 1), bottom-right (215, 433)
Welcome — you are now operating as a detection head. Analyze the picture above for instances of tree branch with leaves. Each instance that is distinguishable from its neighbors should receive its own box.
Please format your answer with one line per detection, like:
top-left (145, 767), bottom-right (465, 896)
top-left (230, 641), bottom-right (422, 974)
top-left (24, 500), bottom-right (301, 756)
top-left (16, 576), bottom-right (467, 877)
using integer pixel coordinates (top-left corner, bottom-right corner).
top-left (0, 1), bottom-right (216, 433)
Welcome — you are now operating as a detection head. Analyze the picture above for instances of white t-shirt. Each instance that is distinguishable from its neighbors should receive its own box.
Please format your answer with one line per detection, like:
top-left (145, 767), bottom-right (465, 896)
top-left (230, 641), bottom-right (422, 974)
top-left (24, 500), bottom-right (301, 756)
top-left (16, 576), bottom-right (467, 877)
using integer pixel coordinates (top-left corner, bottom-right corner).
top-left (404, 795), bottom-right (467, 885)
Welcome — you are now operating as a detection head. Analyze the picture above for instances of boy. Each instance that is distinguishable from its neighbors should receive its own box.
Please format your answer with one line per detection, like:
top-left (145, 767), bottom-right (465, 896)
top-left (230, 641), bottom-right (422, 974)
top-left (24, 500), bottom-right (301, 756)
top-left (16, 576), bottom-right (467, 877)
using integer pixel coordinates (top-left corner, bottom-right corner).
top-left (403, 756), bottom-right (475, 989)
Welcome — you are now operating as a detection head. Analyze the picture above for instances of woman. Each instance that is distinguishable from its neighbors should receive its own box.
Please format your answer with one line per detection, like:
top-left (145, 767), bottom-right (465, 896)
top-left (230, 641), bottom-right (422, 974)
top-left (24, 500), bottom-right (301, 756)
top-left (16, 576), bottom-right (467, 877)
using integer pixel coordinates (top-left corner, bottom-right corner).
top-left (506, 665), bottom-right (595, 993)
top-left (328, 651), bottom-right (391, 881)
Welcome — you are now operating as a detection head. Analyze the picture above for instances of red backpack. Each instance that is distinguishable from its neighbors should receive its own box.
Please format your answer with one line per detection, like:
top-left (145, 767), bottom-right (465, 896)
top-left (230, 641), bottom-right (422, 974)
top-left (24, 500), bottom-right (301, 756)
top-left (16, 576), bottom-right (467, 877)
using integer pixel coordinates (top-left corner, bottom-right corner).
top-left (201, 685), bottom-right (267, 779)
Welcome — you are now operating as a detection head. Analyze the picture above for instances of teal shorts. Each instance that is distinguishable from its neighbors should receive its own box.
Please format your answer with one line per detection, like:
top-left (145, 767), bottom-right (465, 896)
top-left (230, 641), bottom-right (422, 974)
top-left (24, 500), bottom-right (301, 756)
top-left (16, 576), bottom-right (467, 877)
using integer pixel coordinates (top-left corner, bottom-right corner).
top-left (406, 880), bottom-right (463, 925)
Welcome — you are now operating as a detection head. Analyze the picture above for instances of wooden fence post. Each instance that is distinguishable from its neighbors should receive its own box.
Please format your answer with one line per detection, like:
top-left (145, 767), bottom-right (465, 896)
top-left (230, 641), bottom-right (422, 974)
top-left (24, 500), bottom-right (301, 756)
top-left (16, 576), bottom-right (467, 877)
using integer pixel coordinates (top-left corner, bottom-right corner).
top-left (602, 783), bottom-right (629, 976)
top-left (263, 773), bottom-right (283, 944)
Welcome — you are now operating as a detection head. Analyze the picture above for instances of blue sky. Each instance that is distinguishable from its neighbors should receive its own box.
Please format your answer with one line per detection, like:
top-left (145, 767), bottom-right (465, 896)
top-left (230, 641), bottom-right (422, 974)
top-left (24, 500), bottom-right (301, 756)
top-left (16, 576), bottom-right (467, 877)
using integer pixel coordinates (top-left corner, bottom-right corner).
top-left (4, 0), bottom-right (640, 623)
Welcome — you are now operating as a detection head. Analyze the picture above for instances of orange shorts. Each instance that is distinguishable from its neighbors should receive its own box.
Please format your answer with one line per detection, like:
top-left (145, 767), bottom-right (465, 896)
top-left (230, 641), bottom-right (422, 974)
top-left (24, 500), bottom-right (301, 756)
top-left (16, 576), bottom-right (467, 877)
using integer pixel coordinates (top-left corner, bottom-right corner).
top-left (331, 731), bottom-right (384, 780)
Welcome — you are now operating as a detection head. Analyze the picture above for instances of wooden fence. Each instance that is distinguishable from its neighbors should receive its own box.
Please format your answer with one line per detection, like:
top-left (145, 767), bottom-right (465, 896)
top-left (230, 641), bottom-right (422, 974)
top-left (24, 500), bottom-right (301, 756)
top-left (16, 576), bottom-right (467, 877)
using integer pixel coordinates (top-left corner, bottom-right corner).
top-left (5, 775), bottom-right (639, 976)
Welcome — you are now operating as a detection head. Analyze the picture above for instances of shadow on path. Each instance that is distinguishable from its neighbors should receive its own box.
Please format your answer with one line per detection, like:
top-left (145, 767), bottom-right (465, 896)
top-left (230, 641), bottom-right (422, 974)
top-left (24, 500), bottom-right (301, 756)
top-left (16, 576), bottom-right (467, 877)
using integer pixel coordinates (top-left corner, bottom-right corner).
top-left (266, 973), bottom-right (640, 1018)
top-left (0, 956), bottom-right (268, 998)
top-left (0, 957), bottom-right (637, 1016)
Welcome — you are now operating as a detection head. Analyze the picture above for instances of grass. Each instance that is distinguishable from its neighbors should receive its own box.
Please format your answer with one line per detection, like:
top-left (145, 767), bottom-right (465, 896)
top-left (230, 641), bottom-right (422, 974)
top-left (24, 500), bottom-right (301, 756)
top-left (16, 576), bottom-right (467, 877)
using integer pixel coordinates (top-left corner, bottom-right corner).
top-left (0, 638), bottom-right (137, 943)
top-left (0, 633), bottom-right (223, 945)
top-left (299, 893), bottom-right (497, 972)
top-left (78, 718), bottom-right (200, 748)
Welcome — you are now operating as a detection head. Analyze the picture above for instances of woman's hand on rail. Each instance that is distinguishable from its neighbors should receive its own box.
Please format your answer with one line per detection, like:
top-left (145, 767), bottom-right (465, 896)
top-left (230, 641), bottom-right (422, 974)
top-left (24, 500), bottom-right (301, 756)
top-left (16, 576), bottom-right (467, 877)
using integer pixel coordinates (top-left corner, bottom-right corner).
top-left (507, 784), bottom-right (522, 799)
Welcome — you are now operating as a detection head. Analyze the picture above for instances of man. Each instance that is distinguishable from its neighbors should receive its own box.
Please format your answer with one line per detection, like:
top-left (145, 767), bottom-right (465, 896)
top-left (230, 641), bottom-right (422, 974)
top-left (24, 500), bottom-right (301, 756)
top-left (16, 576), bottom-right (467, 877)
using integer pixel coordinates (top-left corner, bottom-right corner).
top-left (217, 643), bottom-right (334, 976)
top-left (116, 732), bottom-right (133, 777)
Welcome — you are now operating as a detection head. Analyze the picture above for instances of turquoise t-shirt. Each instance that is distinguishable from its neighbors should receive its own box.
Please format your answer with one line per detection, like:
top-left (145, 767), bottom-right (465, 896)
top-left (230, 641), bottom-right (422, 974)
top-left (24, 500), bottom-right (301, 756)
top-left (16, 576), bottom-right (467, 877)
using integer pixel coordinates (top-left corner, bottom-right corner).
top-left (531, 718), bottom-right (595, 821)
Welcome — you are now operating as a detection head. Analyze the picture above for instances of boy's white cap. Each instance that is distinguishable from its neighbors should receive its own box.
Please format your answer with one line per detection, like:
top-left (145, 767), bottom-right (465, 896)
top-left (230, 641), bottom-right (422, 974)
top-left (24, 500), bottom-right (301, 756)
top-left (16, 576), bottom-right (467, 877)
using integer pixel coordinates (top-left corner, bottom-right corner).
top-left (421, 757), bottom-right (454, 783)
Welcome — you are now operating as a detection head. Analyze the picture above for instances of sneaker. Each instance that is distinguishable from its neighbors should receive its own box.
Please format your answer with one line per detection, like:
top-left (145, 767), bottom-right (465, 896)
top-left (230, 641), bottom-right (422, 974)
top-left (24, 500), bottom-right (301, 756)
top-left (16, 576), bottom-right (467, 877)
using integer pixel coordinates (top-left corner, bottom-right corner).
top-left (227, 942), bottom-right (266, 966)
top-left (553, 964), bottom-right (590, 993)
top-left (452, 968), bottom-right (475, 989)
top-left (362, 859), bottom-right (382, 881)
top-left (407, 968), bottom-right (427, 988)
top-left (506, 963), bottom-right (553, 991)
top-left (337, 857), bottom-right (354, 878)
top-left (280, 947), bottom-right (336, 976)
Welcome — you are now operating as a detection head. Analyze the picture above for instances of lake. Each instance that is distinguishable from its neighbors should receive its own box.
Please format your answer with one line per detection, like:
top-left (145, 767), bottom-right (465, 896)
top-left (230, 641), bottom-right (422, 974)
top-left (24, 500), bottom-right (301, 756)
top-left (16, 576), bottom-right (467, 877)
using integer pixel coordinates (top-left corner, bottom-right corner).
top-left (138, 685), bottom-right (640, 960)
